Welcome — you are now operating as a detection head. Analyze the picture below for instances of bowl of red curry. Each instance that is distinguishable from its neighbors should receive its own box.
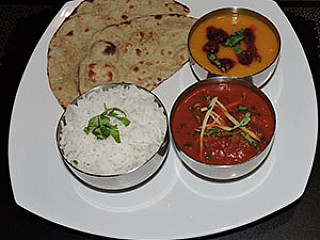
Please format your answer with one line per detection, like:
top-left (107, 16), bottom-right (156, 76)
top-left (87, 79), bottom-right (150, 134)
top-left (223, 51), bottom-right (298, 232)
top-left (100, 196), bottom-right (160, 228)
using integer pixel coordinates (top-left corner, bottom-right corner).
top-left (170, 77), bottom-right (276, 180)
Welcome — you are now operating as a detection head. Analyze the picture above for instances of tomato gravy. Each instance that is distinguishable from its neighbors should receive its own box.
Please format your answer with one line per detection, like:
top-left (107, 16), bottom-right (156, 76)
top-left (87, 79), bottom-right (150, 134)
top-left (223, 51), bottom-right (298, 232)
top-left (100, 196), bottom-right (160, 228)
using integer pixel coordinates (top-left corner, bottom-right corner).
top-left (171, 80), bottom-right (275, 165)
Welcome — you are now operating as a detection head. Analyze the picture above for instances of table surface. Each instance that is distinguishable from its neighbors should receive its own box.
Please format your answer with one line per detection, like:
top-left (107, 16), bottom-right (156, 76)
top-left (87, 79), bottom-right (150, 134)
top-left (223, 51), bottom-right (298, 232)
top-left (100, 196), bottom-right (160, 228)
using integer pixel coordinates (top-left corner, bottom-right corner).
top-left (2, 1), bottom-right (320, 239)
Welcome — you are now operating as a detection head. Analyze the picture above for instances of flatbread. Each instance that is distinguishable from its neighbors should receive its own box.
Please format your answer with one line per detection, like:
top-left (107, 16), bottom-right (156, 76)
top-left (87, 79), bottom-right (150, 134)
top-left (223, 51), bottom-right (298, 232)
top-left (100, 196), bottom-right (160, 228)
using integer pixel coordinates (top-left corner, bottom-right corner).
top-left (48, 14), bottom-right (112, 107)
top-left (79, 14), bottom-right (196, 93)
top-left (47, 0), bottom-right (191, 108)
top-left (75, 0), bottom-right (190, 16)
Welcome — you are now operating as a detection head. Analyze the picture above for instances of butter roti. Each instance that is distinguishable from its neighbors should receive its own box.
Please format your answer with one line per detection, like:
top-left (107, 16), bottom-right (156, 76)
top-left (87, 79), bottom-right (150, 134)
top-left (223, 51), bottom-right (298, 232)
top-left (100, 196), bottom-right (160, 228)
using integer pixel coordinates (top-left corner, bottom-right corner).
top-left (47, 0), bottom-right (191, 108)
top-left (75, 0), bottom-right (190, 16)
top-left (79, 14), bottom-right (196, 93)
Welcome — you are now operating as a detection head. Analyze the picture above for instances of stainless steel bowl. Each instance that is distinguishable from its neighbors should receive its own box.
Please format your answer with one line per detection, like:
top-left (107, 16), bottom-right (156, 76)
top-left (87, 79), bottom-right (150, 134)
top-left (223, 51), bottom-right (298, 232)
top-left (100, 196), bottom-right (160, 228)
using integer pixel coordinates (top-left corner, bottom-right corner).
top-left (56, 83), bottom-right (169, 191)
top-left (188, 8), bottom-right (281, 88)
top-left (170, 78), bottom-right (276, 180)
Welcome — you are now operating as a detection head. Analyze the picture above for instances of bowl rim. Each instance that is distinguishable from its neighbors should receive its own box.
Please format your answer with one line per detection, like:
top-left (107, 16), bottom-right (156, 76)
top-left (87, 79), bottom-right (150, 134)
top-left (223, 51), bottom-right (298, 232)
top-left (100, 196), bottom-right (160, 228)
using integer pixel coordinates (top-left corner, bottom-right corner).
top-left (56, 82), bottom-right (169, 178)
top-left (188, 7), bottom-right (282, 79)
top-left (170, 77), bottom-right (277, 168)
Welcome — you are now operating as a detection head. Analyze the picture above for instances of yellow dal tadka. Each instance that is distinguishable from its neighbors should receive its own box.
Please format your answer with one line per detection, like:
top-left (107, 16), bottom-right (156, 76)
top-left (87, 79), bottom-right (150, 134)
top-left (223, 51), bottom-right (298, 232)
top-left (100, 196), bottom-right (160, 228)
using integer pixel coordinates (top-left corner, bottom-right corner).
top-left (189, 11), bottom-right (280, 77)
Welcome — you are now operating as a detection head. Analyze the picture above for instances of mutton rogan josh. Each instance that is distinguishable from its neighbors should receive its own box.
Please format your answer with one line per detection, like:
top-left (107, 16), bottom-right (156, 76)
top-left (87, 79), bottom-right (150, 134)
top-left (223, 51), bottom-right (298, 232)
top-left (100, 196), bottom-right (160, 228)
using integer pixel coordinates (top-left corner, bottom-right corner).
top-left (171, 78), bottom-right (276, 174)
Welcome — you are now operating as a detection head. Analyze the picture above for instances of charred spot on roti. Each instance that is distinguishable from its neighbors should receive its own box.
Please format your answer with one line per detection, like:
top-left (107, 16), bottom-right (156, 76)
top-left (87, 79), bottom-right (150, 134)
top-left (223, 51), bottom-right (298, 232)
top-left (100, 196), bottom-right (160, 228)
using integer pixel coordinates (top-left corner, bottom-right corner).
top-left (66, 30), bottom-right (74, 36)
top-left (80, 60), bottom-right (120, 93)
top-left (121, 15), bottom-right (129, 20)
top-left (136, 48), bottom-right (142, 56)
top-left (133, 66), bottom-right (139, 72)
top-left (88, 63), bottom-right (97, 82)
top-left (106, 70), bottom-right (114, 81)
top-left (103, 42), bottom-right (117, 55)
top-left (88, 70), bottom-right (96, 83)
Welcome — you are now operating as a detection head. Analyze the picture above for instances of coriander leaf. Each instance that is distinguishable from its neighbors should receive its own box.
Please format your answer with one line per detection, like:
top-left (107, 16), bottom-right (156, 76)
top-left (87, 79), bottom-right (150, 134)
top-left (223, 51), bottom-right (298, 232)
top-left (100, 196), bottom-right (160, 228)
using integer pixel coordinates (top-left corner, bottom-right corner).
top-left (113, 115), bottom-right (131, 126)
top-left (98, 114), bottom-right (110, 126)
top-left (224, 29), bottom-right (245, 53)
top-left (99, 126), bottom-right (111, 139)
top-left (207, 53), bottom-right (226, 72)
top-left (112, 107), bottom-right (127, 116)
top-left (83, 126), bottom-right (92, 135)
top-left (83, 105), bottom-right (130, 143)
top-left (237, 105), bottom-right (248, 112)
top-left (228, 112), bottom-right (251, 130)
top-left (240, 131), bottom-right (260, 149)
top-left (190, 103), bottom-right (201, 125)
top-left (238, 112), bottom-right (251, 127)
top-left (105, 107), bottom-right (131, 127)
top-left (71, 159), bottom-right (78, 165)
top-left (232, 44), bottom-right (242, 54)
top-left (110, 127), bottom-right (121, 143)
top-left (204, 127), bottom-right (221, 136)
top-left (93, 127), bottom-right (110, 140)
top-left (218, 129), bottom-right (242, 138)
top-left (88, 115), bottom-right (100, 128)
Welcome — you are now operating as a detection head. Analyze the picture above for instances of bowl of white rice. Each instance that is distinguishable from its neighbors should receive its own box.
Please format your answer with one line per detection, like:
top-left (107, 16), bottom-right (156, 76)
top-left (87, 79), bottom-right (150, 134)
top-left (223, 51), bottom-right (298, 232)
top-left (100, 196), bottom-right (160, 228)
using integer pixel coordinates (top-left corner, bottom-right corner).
top-left (56, 83), bottom-right (169, 191)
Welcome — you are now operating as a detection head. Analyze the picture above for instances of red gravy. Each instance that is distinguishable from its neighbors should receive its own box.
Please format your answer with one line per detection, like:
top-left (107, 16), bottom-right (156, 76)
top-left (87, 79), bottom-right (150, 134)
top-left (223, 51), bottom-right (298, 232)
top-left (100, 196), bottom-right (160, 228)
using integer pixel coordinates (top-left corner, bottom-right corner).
top-left (171, 80), bottom-right (275, 165)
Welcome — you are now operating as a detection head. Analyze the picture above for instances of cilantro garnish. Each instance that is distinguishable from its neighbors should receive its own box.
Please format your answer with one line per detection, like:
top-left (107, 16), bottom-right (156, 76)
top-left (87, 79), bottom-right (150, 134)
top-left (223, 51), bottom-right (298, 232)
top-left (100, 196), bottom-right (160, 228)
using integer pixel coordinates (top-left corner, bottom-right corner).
top-left (83, 104), bottom-right (131, 143)
top-left (223, 28), bottom-right (246, 53)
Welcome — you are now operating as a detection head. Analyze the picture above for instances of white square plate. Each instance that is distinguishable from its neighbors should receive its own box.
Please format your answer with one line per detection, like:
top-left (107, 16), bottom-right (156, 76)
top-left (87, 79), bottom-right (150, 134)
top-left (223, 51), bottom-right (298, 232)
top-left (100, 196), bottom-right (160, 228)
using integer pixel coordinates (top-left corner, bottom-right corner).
top-left (9, 0), bottom-right (318, 239)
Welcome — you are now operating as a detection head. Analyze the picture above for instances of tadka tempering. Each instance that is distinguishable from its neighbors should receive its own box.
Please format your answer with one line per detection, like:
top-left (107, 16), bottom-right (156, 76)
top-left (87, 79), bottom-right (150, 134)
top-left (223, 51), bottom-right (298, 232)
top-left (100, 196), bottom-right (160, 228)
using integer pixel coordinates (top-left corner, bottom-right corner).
top-left (189, 11), bottom-right (279, 77)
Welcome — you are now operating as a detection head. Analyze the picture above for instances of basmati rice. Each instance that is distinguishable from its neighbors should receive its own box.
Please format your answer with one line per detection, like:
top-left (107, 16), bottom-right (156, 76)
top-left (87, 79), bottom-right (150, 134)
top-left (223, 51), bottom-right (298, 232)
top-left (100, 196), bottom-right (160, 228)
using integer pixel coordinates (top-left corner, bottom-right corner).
top-left (59, 84), bottom-right (167, 175)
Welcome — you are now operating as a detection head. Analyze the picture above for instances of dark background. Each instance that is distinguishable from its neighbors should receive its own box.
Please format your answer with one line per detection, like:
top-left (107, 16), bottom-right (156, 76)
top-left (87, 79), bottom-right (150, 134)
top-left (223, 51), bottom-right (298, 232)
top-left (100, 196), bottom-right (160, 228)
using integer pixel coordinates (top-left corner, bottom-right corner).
top-left (2, 1), bottom-right (320, 239)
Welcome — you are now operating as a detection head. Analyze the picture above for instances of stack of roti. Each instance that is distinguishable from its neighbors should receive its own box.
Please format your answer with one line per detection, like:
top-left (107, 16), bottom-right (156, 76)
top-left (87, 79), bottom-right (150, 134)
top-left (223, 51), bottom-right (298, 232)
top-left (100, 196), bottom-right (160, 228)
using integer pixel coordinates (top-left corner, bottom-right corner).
top-left (47, 0), bottom-right (196, 108)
